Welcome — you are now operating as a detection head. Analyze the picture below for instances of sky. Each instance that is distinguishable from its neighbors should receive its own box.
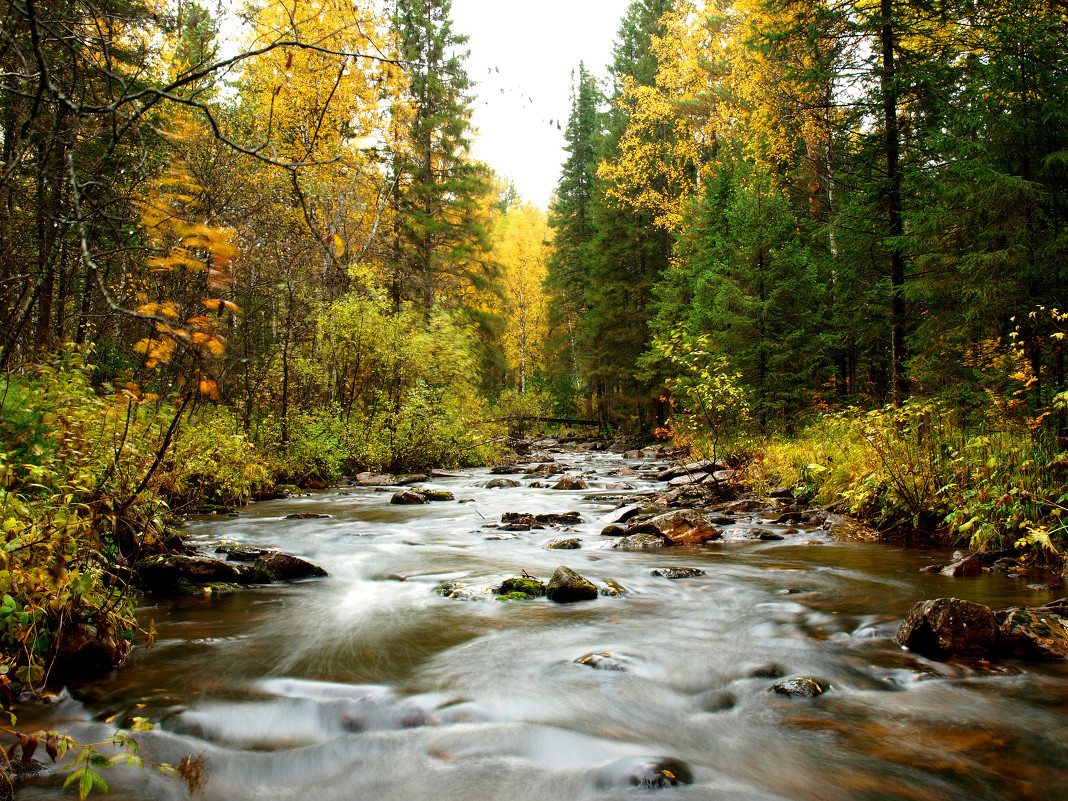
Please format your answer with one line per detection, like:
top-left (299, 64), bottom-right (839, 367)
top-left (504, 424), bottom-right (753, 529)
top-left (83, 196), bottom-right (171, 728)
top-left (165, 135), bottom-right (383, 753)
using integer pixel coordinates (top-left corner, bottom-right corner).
top-left (448, 0), bottom-right (634, 208)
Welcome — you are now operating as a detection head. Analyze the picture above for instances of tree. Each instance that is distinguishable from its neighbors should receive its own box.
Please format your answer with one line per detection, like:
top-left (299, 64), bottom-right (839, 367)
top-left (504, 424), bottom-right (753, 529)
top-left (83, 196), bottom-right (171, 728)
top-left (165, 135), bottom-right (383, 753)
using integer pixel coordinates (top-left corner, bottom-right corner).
top-left (386, 0), bottom-right (492, 312)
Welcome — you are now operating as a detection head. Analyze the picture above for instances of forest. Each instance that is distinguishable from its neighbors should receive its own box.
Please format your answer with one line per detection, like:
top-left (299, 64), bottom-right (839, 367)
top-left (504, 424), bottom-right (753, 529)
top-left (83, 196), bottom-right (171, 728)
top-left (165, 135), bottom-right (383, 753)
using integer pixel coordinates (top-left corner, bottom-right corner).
top-left (1, 0), bottom-right (1067, 697)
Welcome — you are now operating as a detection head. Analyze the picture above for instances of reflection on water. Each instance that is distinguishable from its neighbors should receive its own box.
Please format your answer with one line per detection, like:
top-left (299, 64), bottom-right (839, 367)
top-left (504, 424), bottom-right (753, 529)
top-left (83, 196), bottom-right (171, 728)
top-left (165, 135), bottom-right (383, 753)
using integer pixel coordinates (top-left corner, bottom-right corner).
top-left (16, 453), bottom-right (1068, 800)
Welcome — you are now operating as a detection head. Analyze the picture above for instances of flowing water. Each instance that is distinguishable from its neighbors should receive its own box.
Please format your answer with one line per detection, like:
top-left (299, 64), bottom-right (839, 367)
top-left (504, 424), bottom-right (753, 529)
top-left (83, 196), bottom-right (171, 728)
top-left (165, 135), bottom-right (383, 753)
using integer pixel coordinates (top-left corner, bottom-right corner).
top-left (14, 449), bottom-right (1068, 800)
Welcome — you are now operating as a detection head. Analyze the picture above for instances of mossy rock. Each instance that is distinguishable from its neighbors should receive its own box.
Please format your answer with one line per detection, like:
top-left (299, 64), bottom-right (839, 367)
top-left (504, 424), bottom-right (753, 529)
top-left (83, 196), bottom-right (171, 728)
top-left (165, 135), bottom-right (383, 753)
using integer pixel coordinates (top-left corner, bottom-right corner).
top-left (496, 591), bottom-right (536, 602)
top-left (422, 490), bottom-right (455, 502)
top-left (494, 577), bottom-right (546, 598)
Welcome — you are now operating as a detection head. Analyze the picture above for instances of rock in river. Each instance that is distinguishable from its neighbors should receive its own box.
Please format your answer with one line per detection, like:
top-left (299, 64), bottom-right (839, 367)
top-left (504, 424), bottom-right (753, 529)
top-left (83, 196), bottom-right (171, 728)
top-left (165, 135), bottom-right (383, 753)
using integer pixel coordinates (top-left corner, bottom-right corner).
top-left (610, 532), bottom-right (668, 550)
top-left (996, 607), bottom-right (1068, 660)
top-left (627, 509), bottom-right (722, 545)
top-left (252, 552), bottom-right (328, 582)
top-left (136, 554), bottom-right (249, 592)
top-left (485, 478), bottom-right (520, 489)
top-left (651, 567), bottom-right (705, 579)
top-left (545, 566), bottom-right (598, 603)
top-left (771, 677), bottom-right (826, 698)
top-left (940, 556), bottom-right (983, 577)
top-left (547, 538), bottom-right (581, 549)
top-left (390, 489), bottom-right (425, 505)
top-left (896, 597), bottom-right (998, 659)
top-left (494, 577), bottom-right (546, 599)
top-left (593, 756), bottom-right (693, 789)
top-left (552, 475), bottom-right (589, 490)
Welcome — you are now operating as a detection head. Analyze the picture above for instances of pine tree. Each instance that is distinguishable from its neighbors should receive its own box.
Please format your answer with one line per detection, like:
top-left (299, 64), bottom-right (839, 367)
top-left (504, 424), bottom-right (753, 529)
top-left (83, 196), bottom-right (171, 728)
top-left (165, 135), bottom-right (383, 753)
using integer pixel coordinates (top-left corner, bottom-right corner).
top-left (388, 0), bottom-right (492, 312)
top-left (545, 62), bottom-right (604, 409)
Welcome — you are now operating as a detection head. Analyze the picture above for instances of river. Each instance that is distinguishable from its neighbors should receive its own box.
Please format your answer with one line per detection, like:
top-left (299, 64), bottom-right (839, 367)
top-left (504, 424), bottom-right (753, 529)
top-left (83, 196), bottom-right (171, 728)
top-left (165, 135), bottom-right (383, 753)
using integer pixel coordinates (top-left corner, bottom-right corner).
top-left (14, 447), bottom-right (1068, 800)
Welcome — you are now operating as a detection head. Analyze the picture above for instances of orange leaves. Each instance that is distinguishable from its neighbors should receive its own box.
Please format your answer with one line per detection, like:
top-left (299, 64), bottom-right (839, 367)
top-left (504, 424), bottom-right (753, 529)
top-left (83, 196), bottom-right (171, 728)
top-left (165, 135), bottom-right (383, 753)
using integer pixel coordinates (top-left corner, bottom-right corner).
top-left (132, 142), bottom-right (241, 374)
top-left (203, 298), bottom-right (241, 315)
top-left (197, 377), bottom-right (221, 400)
top-left (133, 337), bottom-right (176, 368)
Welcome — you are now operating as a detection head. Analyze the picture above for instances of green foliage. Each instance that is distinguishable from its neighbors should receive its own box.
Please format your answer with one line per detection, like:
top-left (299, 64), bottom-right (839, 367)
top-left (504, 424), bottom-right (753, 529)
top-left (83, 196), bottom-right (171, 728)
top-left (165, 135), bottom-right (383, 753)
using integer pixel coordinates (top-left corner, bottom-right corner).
top-left (653, 330), bottom-right (751, 462)
top-left (752, 400), bottom-right (1068, 553)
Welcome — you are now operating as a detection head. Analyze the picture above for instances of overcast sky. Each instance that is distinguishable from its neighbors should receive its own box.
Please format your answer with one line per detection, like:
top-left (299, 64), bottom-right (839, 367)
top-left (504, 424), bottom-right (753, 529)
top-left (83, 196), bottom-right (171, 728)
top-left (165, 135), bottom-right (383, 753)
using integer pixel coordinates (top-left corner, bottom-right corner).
top-left (449, 0), bottom-right (633, 208)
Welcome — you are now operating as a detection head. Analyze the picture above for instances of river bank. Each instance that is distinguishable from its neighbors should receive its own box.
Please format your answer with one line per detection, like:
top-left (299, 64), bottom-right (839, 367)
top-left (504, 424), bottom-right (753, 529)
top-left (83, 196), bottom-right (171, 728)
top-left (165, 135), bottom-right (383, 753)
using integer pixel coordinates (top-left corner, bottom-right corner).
top-left (8, 438), bottom-right (1068, 800)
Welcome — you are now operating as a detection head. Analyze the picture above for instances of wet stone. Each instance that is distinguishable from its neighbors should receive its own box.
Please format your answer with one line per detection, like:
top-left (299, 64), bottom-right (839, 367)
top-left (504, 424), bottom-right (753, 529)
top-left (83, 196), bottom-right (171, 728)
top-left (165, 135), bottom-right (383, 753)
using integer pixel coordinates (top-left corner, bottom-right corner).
top-left (748, 663), bottom-right (786, 679)
top-left (771, 677), bottom-right (826, 698)
top-left (896, 597), bottom-right (998, 659)
top-left (941, 556), bottom-right (983, 577)
top-left (215, 545), bottom-right (274, 562)
top-left (600, 579), bottom-right (627, 597)
top-left (391, 489), bottom-right (426, 505)
top-left (593, 756), bottom-right (694, 790)
top-left (600, 524), bottom-right (628, 537)
top-left (575, 652), bottom-right (628, 671)
top-left (284, 512), bottom-right (330, 519)
top-left (421, 489), bottom-right (455, 502)
top-left (485, 478), bottom-right (520, 489)
top-left (610, 533), bottom-right (667, 550)
top-left (545, 566), bottom-right (598, 603)
top-left (552, 475), bottom-right (589, 490)
top-left (252, 552), bottom-right (328, 582)
top-left (494, 577), bottom-right (546, 598)
top-left (651, 567), bottom-right (705, 579)
top-left (547, 538), bottom-right (581, 549)
top-left (697, 689), bottom-right (737, 713)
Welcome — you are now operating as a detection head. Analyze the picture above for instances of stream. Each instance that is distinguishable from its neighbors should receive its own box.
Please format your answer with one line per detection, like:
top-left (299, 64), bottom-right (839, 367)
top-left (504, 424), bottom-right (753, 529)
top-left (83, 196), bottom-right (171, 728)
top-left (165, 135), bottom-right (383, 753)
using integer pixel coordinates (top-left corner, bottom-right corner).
top-left (14, 447), bottom-right (1068, 800)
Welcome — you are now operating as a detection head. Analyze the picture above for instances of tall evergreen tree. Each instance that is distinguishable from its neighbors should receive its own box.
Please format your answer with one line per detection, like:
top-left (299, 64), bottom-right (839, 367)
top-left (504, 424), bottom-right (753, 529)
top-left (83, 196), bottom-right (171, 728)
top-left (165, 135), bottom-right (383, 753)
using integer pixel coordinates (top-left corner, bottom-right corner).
top-left (586, 0), bottom-right (675, 427)
top-left (388, 0), bottom-right (492, 311)
top-left (546, 63), bottom-right (604, 409)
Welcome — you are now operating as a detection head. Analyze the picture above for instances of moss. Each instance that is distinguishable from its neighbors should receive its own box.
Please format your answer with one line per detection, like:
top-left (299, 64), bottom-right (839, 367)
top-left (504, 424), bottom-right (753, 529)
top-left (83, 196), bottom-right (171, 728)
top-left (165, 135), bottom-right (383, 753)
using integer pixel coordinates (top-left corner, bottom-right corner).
top-left (495, 591), bottom-right (536, 602)
top-left (495, 577), bottom-right (545, 597)
top-left (1015, 610), bottom-right (1033, 624)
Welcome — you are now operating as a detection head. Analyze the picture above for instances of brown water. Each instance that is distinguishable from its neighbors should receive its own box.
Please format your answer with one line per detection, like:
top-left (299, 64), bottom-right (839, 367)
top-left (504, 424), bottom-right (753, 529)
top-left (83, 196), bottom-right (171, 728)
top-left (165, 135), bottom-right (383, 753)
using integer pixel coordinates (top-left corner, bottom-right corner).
top-left (14, 450), bottom-right (1068, 800)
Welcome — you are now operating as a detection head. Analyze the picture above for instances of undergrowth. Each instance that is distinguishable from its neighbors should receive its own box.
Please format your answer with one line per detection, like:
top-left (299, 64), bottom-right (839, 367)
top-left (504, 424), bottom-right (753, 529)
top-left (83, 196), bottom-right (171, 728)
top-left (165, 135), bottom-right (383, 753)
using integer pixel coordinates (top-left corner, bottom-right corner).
top-left (747, 400), bottom-right (1068, 554)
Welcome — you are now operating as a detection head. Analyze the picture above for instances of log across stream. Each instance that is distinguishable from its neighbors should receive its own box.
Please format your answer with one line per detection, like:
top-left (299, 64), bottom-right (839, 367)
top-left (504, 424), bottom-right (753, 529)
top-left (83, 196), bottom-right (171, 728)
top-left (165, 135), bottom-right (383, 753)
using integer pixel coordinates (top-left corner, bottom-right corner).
top-left (13, 447), bottom-right (1068, 800)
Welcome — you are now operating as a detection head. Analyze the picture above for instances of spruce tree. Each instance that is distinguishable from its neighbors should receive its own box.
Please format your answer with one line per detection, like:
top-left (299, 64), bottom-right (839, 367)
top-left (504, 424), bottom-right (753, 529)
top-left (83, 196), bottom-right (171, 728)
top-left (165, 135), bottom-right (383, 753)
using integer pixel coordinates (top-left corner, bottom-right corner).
top-left (388, 0), bottom-right (491, 312)
top-left (545, 63), bottom-right (604, 410)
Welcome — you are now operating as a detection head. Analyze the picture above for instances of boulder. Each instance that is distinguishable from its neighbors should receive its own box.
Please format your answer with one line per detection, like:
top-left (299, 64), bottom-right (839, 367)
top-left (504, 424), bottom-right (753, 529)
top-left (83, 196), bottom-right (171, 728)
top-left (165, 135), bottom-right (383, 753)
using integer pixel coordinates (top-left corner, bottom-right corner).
top-left (54, 622), bottom-right (131, 677)
top-left (490, 465), bottom-right (525, 474)
top-left (725, 499), bottom-right (772, 514)
top-left (657, 460), bottom-right (721, 481)
top-left (896, 597), bottom-right (998, 658)
top-left (600, 524), bottom-right (628, 537)
top-left (651, 567), bottom-right (705, 579)
top-left (667, 473), bottom-right (709, 487)
top-left (547, 538), bottom-right (581, 549)
top-left (600, 579), bottom-right (627, 597)
top-left (628, 510), bottom-right (721, 545)
top-left (355, 472), bottom-right (396, 486)
top-left (284, 512), bottom-right (330, 519)
top-left (552, 475), bottom-right (589, 490)
top-left (940, 556), bottom-right (983, 577)
top-left (485, 478), bottom-right (520, 489)
top-left (252, 552), bottom-right (328, 582)
top-left (623, 450), bottom-right (645, 460)
top-left (493, 577), bottom-right (546, 601)
top-left (421, 489), bottom-right (455, 502)
top-left (394, 474), bottom-right (428, 485)
top-left (545, 566), bottom-right (598, 603)
top-left (610, 533), bottom-right (667, 549)
top-left (136, 554), bottom-right (249, 592)
top-left (503, 511), bottom-right (582, 526)
top-left (593, 756), bottom-right (693, 790)
top-left (771, 677), bottom-right (826, 698)
top-left (391, 489), bottom-right (426, 505)
top-left (216, 545), bottom-right (275, 562)
top-left (996, 607), bottom-right (1068, 660)
top-left (599, 503), bottom-right (644, 525)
